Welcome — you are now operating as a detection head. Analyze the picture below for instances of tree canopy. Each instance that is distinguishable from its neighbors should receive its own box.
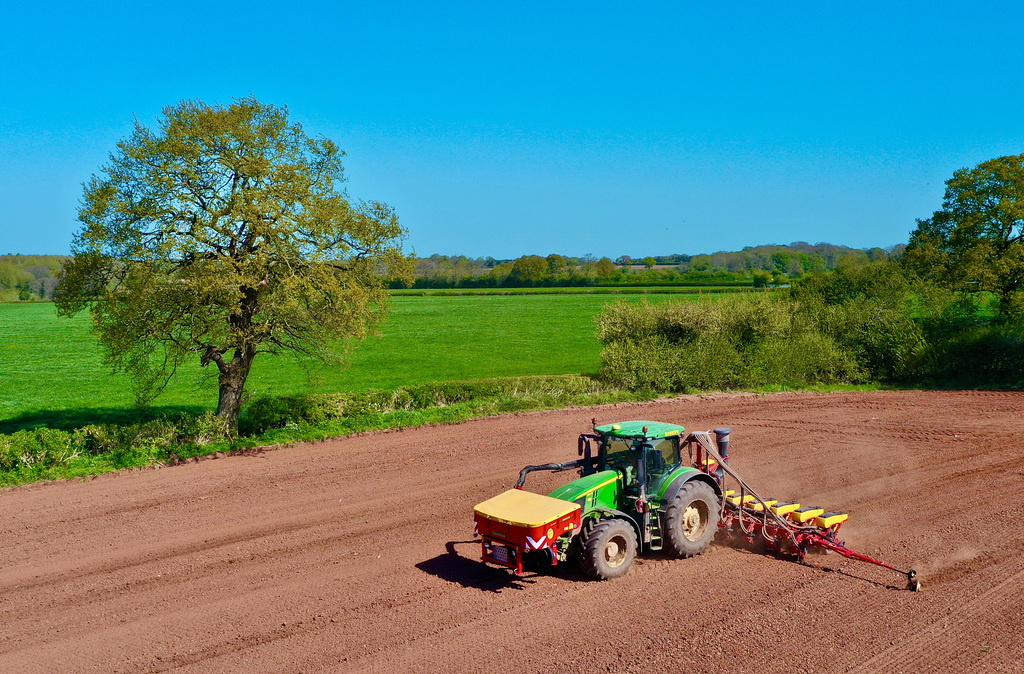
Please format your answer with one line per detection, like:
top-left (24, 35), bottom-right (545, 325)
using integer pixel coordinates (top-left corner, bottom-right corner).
top-left (904, 154), bottom-right (1024, 314)
top-left (56, 97), bottom-right (411, 426)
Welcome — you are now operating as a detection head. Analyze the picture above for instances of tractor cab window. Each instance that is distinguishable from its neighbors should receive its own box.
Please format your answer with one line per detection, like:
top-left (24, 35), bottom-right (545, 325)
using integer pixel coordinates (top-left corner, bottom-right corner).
top-left (657, 437), bottom-right (681, 468)
top-left (604, 435), bottom-right (681, 485)
top-left (645, 437), bottom-right (681, 479)
top-left (603, 436), bottom-right (639, 482)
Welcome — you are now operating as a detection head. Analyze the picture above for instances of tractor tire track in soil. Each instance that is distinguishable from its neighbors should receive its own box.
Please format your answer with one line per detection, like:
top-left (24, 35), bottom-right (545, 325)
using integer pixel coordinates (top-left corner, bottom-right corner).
top-left (1, 390), bottom-right (1022, 672)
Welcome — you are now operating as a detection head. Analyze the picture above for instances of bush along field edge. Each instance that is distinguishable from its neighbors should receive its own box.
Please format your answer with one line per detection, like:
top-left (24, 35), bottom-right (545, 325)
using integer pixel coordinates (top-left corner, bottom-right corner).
top-left (0, 375), bottom-right (646, 488)
top-left (596, 261), bottom-right (1024, 393)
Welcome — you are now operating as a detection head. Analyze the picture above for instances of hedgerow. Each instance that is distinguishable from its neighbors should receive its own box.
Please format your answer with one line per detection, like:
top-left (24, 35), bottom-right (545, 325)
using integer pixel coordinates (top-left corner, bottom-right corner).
top-left (239, 375), bottom-right (602, 434)
top-left (0, 412), bottom-right (232, 483)
top-left (0, 375), bottom-right (612, 487)
top-left (596, 293), bottom-right (863, 392)
top-left (597, 262), bottom-right (1024, 392)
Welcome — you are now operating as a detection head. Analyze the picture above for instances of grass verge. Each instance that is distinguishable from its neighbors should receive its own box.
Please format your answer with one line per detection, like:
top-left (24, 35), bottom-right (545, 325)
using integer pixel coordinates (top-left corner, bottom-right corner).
top-left (0, 373), bottom-right (901, 489)
top-left (0, 372), bottom-right (896, 489)
top-left (0, 375), bottom-right (637, 487)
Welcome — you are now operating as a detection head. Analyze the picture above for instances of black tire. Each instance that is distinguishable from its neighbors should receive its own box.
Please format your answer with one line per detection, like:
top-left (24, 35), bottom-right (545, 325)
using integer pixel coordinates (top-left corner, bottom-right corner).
top-left (573, 516), bottom-right (599, 568)
top-left (664, 480), bottom-right (718, 558)
top-left (579, 518), bottom-right (637, 580)
top-left (522, 548), bottom-right (557, 570)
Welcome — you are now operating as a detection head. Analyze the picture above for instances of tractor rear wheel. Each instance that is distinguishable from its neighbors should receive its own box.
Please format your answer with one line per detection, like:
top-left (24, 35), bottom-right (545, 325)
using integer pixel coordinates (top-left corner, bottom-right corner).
top-left (664, 481), bottom-right (718, 558)
top-left (580, 518), bottom-right (637, 580)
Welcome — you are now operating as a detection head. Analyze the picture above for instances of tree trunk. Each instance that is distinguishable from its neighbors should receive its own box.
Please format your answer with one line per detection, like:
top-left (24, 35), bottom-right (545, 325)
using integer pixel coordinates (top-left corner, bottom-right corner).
top-left (216, 344), bottom-right (257, 430)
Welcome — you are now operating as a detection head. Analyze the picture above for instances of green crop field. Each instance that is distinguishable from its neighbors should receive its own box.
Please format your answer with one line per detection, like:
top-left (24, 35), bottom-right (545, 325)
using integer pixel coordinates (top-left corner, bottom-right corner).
top-left (1, 293), bottom-right (694, 431)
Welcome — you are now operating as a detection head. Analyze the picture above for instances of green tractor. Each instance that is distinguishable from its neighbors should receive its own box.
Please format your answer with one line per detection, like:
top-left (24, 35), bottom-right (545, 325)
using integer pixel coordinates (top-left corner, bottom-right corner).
top-left (473, 420), bottom-right (727, 579)
top-left (474, 419), bottom-right (923, 590)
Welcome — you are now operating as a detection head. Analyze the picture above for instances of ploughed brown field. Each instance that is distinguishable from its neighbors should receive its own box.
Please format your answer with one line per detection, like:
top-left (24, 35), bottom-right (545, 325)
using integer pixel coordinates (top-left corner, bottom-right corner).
top-left (2, 391), bottom-right (1022, 673)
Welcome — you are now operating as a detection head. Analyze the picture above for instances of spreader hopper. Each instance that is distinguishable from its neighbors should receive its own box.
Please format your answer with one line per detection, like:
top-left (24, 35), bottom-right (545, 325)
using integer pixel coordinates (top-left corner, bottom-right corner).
top-left (474, 489), bottom-right (582, 574)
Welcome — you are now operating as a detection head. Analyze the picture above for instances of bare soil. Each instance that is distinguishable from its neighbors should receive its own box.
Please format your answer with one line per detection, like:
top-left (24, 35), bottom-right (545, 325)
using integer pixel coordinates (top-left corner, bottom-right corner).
top-left (2, 390), bottom-right (1023, 673)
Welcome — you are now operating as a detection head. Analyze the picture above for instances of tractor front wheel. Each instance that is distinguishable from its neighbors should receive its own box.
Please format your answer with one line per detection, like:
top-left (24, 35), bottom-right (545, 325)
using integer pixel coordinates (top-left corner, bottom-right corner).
top-left (580, 518), bottom-right (637, 580)
top-left (664, 481), bottom-right (718, 558)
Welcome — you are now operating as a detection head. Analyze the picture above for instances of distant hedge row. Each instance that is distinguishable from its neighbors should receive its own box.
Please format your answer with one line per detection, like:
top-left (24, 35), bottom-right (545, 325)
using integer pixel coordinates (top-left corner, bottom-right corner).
top-left (596, 262), bottom-right (1024, 392)
top-left (0, 412), bottom-right (233, 482)
top-left (0, 375), bottom-right (609, 486)
top-left (239, 374), bottom-right (603, 434)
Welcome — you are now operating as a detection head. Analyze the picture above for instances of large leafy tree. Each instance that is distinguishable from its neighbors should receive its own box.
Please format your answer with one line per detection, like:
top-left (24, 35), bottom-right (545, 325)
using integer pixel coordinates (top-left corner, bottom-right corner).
top-left (904, 154), bottom-right (1024, 314)
top-left (56, 98), bottom-right (411, 427)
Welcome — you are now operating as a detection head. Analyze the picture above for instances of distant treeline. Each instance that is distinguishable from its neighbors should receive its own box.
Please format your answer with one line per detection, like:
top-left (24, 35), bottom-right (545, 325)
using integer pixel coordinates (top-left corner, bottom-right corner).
top-left (0, 255), bottom-right (65, 301)
top-left (0, 242), bottom-right (898, 300)
top-left (398, 242), bottom-right (899, 289)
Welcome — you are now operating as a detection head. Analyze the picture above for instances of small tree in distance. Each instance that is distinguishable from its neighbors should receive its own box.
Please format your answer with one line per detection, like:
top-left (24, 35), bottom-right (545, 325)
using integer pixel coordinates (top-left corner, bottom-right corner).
top-left (595, 257), bottom-right (617, 280)
top-left (56, 98), bottom-right (411, 428)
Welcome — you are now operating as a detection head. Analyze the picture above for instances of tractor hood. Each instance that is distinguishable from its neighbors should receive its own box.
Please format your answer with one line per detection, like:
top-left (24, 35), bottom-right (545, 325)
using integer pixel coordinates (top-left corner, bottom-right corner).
top-left (547, 470), bottom-right (619, 504)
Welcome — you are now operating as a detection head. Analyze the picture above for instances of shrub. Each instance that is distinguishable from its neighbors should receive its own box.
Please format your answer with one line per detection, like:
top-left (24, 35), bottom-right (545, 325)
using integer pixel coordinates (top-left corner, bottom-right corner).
top-left (0, 428), bottom-right (79, 472)
top-left (0, 412), bottom-right (235, 483)
top-left (924, 322), bottom-right (1024, 386)
top-left (598, 261), bottom-right (1024, 392)
top-left (809, 298), bottom-right (926, 381)
top-left (239, 375), bottom-right (603, 435)
top-left (596, 294), bottom-right (850, 392)
top-left (744, 331), bottom-right (864, 387)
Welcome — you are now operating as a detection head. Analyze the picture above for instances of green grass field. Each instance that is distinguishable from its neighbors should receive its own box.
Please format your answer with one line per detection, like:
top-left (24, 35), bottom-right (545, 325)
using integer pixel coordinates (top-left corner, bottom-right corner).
top-left (1, 293), bottom-right (691, 431)
top-left (390, 286), bottom-right (749, 296)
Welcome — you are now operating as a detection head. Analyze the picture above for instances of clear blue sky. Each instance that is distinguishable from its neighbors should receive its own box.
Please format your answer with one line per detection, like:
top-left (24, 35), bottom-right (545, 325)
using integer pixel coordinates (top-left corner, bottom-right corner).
top-left (2, 1), bottom-right (1022, 259)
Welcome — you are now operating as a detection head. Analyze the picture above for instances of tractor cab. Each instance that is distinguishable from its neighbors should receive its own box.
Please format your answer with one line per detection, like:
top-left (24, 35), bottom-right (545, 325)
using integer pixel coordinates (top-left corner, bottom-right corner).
top-left (594, 421), bottom-right (685, 495)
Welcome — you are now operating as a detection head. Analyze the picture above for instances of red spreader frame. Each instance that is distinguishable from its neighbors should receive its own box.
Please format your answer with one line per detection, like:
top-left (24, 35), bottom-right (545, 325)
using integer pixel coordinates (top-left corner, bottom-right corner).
top-left (474, 507), bottom-right (581, 575)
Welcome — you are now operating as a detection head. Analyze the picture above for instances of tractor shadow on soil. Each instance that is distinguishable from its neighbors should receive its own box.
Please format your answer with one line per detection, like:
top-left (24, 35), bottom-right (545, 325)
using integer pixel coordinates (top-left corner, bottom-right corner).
top-left (416, 541), bottom-right (589, 593)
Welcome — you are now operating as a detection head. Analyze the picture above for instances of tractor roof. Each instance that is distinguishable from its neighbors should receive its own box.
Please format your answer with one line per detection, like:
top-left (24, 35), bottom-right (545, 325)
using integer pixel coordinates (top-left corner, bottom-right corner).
top-left (595, 421), bottom-right (685, 439)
